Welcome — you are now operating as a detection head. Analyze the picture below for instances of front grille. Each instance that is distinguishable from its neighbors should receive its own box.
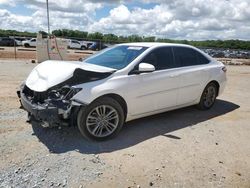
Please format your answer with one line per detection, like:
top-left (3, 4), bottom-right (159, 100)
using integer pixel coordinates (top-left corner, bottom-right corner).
top-left (23, 85), bottom-right (48, 103)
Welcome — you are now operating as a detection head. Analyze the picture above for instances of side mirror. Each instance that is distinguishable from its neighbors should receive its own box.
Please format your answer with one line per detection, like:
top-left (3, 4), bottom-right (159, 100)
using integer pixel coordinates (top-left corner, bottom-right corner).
top-left (138, 63), bottom-right (155, 73)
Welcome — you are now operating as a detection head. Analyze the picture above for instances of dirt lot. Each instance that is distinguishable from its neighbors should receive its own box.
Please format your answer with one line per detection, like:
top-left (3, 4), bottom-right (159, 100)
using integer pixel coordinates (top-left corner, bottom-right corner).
top-left (0, 60), bottom-right (249, 188)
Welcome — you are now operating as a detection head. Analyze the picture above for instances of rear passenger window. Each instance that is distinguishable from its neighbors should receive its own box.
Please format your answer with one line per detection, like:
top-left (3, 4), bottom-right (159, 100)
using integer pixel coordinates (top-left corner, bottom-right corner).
top-left (196, 51), bottom-right (209, 64)
top-left (142, 47), bottom-right (175, 70)
top-left (173, 47), bottom-right (209, 67)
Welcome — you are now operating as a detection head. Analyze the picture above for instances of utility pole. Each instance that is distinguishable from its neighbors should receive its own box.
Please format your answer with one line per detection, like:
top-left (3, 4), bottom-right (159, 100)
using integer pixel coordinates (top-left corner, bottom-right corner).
top-left (46, 0), bottom-right (50, 34)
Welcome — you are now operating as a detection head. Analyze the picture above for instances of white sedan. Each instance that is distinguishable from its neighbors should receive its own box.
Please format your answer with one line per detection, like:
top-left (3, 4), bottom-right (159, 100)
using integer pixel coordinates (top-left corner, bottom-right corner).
top-left (22, 38), bottom-right (36, 47)
top-left (18, 43), bottom-right (227, 140)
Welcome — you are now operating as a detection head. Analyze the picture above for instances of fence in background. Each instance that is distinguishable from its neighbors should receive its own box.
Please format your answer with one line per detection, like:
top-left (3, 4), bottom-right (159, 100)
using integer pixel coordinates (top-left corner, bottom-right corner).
top-left (0, 35), bottom-right (117, 61)
top-left (1, 35), bottom-right (250, 60)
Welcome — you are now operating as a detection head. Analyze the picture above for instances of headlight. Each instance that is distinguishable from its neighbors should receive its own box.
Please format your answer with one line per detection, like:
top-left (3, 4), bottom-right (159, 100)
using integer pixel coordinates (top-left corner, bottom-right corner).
top-left (48, 86), bottom-right (82, 101)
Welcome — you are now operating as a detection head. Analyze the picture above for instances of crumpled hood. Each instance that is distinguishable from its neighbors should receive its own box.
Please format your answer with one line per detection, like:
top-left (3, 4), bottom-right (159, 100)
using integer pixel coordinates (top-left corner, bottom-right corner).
top-left (25, 60), bottom-right (115, 92)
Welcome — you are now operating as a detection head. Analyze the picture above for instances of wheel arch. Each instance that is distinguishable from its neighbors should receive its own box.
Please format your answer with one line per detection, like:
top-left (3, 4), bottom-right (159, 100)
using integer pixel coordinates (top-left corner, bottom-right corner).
top-left (91, 93), bottom-right (128, 120)
top-left (207, 80), bottom-right (220, 96)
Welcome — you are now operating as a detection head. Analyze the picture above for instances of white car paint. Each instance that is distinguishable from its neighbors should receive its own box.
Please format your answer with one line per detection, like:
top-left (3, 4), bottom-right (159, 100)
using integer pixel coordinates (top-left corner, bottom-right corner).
top-left (25, 60), bottom-right (115, 92)
top-left (24, 42), bottom-right (227, 122)
top-left (68, 39), bottom-right (87, 49)
top-left (15, 39), bottom-right (22, 46)
top-left (22, 38), bottom-right (36, 47)
top-left (72, 43), bottom-right (226, 121)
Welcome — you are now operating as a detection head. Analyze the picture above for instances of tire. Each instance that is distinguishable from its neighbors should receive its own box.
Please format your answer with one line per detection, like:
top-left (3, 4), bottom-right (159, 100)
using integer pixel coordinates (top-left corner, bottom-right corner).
top-left (24, 43), bottom-right (30, 48)
top-left (80, 46), bottom-right (86, 50)
top-left (197, 82), bottom-right (218, 110)
top-left (77, 97), bottom-right (125, 141)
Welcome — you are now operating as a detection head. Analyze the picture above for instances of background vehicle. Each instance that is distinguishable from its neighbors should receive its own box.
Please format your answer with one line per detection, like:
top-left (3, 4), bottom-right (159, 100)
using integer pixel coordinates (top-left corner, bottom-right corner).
top-left (85, 41), bottom-right (94, 49)
top-left (14, 39), bottom-right (22, 46)
top-left (88, 41), bottom-right (107, 51)
top-left (79, 41), bottom-right (89, 49)
top-left (22, 38), bottom-right (37, 47)
top-left (68, 39), bottom-right (87, 50)
top-left (0, 37), bottom-right (17, 46)
top-left (18, 43), bottom-right (227, 141)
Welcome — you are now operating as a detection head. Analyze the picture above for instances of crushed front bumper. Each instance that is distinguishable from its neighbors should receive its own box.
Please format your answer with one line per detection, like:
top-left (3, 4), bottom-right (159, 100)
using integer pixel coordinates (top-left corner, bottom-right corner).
top-left (17, 89), bottom-right (68, 127)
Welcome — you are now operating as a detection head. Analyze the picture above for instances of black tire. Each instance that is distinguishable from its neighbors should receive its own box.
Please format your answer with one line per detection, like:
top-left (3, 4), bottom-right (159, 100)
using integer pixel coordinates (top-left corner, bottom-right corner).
top-left (77, 97), bottom-right (125, 141)
top-left (197, 82), bottom-right (218, 110)
top-left (24, 43), bottom-right (30, 48)
top-left (80, 46), bottom-right (86, 50)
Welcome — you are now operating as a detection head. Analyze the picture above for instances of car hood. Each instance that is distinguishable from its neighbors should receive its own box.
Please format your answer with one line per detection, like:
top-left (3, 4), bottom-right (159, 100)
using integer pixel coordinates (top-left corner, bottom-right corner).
top-left (25, 60), bottom-right (115, 92)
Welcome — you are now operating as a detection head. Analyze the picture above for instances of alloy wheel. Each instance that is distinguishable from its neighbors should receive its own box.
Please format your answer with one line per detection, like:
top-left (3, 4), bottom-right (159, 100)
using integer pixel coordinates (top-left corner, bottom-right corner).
top-left (203, 85), bottom-right (216, 108)
top-left (86, 105), bottom-right (119, 137)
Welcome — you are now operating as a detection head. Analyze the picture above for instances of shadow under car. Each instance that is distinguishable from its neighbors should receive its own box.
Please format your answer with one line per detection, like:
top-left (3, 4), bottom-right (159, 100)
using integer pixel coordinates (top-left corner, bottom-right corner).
top-left (31, 99), bottom-right (239, 154)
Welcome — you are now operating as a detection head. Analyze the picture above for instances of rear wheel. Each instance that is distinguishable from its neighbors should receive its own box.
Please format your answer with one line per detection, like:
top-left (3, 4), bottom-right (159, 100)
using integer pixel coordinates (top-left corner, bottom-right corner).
top-left (77, 97), bottom-right (124, 141)
top-left (24, 43), bottom-right (30, 48)
top-left (197, 82), bottom-right (218, 110)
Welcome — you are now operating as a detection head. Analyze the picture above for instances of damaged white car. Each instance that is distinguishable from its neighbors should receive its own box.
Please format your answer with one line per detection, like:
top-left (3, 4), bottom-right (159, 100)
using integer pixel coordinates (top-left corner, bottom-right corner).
top-left (17, 43), bottom-right (227, 140)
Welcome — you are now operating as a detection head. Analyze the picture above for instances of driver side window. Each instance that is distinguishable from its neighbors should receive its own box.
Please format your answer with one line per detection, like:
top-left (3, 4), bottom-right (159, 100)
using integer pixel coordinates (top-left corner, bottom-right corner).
top-left (141, 47), bottom-right (175, 70)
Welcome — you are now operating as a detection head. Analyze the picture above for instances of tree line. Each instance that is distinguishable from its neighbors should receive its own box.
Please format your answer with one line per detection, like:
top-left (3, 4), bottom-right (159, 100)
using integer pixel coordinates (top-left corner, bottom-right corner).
top-left (1, 29), bottom-right (250, 50)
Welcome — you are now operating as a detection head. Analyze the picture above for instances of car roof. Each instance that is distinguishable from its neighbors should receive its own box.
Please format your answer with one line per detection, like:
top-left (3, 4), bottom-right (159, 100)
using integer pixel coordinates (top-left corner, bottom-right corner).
top-left (118, 42), bottom-right (194, 48)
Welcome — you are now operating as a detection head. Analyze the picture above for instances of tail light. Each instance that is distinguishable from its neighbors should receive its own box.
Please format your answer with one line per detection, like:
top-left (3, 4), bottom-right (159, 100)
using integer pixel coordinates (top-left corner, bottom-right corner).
top-left (222, 66), bottom-right (227, 73)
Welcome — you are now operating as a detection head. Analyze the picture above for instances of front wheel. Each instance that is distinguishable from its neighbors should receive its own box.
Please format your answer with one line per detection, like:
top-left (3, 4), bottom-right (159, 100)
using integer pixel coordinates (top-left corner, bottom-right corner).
top-left (197, 82), bottom-right (218, 110)
top-left (77, 97), bottom-right (124, 141)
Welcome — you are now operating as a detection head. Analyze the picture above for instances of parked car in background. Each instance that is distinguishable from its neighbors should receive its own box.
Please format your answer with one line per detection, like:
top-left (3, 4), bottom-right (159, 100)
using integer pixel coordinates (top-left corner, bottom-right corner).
top-left (68, 39), bottom-right (87, 50)
top-left (15, 39), bottom-right (22, 46)
top-left (79, 41), bottom-right (88, 49)
top-left (18, 43), bottom-right (227, 141)
top-left (86, 41), bottom-right (94, 49)
top-left (22, 38), bottom-right (37, 47)
top-left (201, 48), bottom-right (250, 59)
top-left (88, 42), bottom-right (107, 51)
top-left (0, 37), bottom-right (17, 46)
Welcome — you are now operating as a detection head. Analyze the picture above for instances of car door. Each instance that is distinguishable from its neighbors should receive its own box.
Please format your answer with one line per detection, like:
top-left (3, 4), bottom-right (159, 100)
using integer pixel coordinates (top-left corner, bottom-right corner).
top-left (72, 41), bottom-right (80, 49)
top-left (71, 41), bottom-right (77, 48)
top-left (30, 39), bottom-right (36, 47)
top-left (127, 47), bottom-right (181, 116)
top-left (173, 47), bottom-right (210, 105)
top-left (75, 41), bottom-right (81, 49)
top-left (2, 38), bottom-right (10, 46)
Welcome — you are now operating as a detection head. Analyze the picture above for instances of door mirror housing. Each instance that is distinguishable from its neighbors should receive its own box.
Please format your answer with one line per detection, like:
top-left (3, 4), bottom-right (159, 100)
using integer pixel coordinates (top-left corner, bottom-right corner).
top-left (129, 62), bottom-right (155, 75)
top-left (138, 63), bottom-right (155, 73)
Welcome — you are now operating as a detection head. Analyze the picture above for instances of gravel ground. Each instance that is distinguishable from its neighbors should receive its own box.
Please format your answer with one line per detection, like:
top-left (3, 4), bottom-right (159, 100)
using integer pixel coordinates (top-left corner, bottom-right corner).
top-left (0, 60), bottom-right (249, 188)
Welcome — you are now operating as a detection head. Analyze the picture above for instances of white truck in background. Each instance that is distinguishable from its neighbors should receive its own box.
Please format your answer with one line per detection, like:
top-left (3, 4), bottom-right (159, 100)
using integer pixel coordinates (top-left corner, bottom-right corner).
top-left (67, 39), bottom-right (87, 50)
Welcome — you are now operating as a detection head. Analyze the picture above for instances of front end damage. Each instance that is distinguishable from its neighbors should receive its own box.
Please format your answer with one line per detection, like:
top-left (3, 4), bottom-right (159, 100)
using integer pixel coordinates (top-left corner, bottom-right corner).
top-left (17, 60), bottom-right (115, 127)
top-left (17, 84), bottom-right (82, 127)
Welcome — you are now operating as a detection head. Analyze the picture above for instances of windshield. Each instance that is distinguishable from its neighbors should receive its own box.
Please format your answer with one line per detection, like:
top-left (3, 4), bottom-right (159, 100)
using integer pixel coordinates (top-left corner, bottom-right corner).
top-left (84, 45), bottom-right (148, 69)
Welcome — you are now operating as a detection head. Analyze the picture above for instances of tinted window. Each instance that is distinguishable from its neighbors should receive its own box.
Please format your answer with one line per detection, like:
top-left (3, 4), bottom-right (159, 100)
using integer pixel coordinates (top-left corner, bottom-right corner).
top-left (173, 47), bottom-right (209, 67)
top-left (85, 45), bottom-right (148, 69)
top-left (196, 51), bottom-right (209, 64)
top-left (142, 47), bottom-right (175, 70)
